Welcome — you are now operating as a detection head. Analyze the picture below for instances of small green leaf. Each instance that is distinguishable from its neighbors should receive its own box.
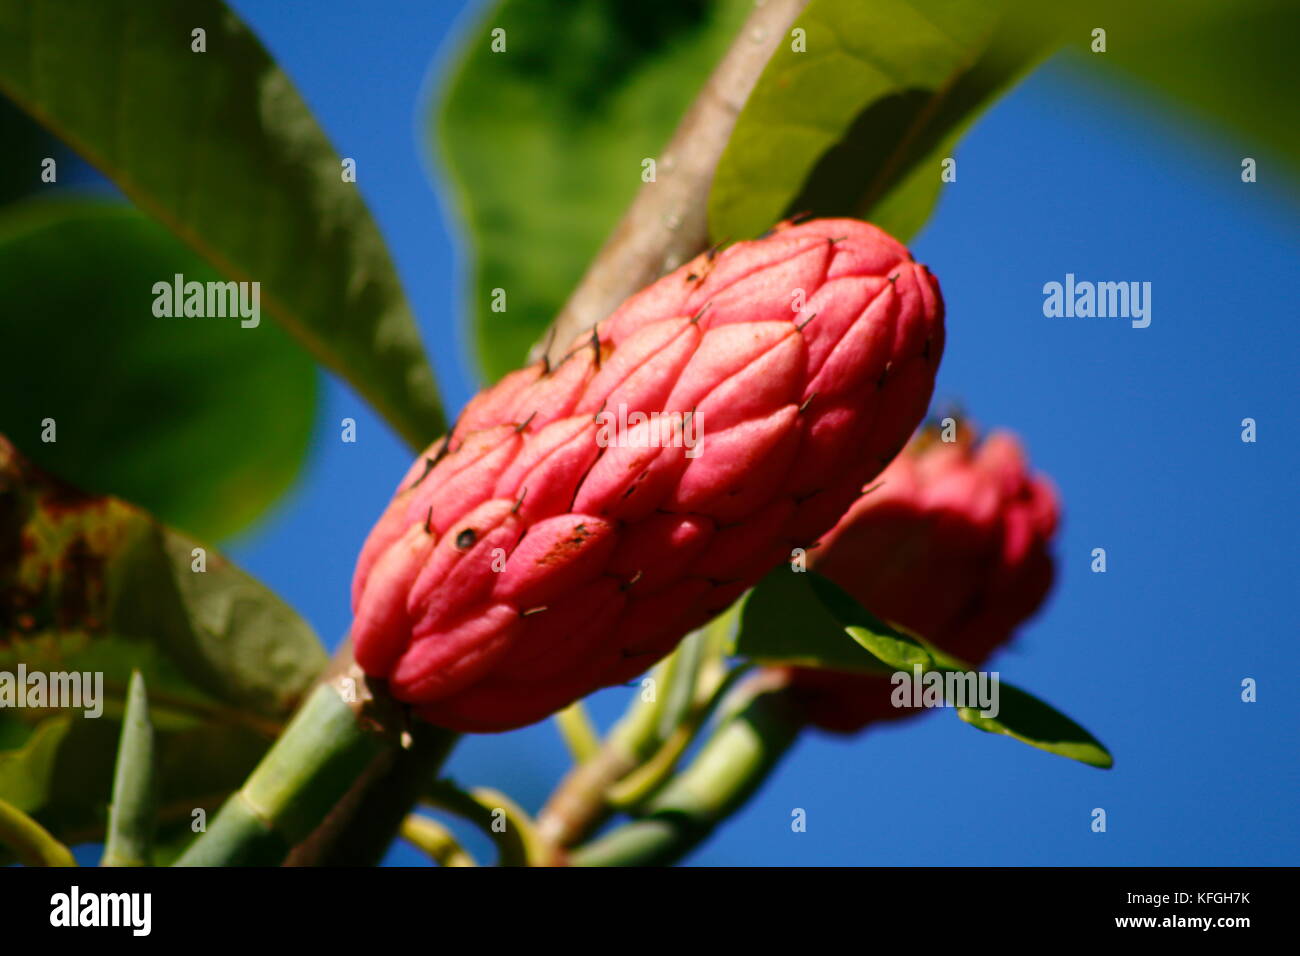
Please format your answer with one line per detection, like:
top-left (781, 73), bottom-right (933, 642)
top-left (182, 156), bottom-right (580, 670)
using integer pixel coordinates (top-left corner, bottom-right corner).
top-left (955, 681), bottom-right (1113, 769)
top-left (0, 0), bottom-right (443, 446)
top-left (805, 572), bottom-right (935, 669)
top-left (735, 568), bottom-right (892, 675)
top-left (0, 200), bottom-right (316, 541)
top-left (433, 0), bottom-right (753, 379)
top-left (101, 670), bottom-right (155, 867)
top-left (0, 434), bottom-right (327, 857)
top-left (736, 569), bottom-right (1111, 768)
top-left (709, 0), bottom-right (1050, 243)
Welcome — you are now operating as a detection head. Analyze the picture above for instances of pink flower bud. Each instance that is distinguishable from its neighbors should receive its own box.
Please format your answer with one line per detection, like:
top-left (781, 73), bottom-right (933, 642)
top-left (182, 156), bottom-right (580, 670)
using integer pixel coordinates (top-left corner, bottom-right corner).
top-left (352, 219), bottom-right (945, 731)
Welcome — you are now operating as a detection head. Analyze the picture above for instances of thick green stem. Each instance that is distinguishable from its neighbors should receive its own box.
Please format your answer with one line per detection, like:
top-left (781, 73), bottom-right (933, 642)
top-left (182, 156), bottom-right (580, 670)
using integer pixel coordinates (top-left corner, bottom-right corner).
top-left (568, 681), bottom-right (802, 867)
top-left (176, 679), bottom-right (448, 866)
top-left (283, 719), bottom-right (459, 866)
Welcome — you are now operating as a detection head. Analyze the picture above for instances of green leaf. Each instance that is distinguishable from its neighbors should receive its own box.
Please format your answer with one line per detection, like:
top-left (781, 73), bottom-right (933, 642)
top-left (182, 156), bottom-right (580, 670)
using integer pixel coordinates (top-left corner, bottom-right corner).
top-left (709, 0), bottom-right (1051, 243)
top-left (0, 95), bottom-right (67, 206)
top-left (1071, 0), bottom-right (1300, 181)
top-left (0, 0), bottom-right (443, 447)
top-left (954, 681), bottom-right (1112, 769)
top-left (0, 796), bottom-right (76, 867)
top-left (0, 716), bottom-right (71, 811)
top-left (434, 0), bottom-right (753, 380)
top-left (0, 200), bottom-right (315, 541)
top-left (735, 568), bottom-right (892, 675)
top-left (735, 569), bottom-right (1111, 768)
top-left (101, 670), bottom-right (155, 867)
top-left (0, 434), bottom-right (327, 858)
top-left (805, 572), bottom-right (936, 669)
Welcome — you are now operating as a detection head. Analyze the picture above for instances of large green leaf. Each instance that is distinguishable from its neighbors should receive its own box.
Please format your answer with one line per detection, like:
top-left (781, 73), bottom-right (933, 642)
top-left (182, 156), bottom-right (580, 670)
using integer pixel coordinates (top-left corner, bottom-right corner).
top-left (0, 434), bottom-right (327, 857)
top-left (709, 0), bottom-right (1050, 244)
top-left (0, 0), bottom-right (443, 447)
top-left (736, 569), bottom-right (1112, 768)
top-left (0, 200), bottom-right (315, 541)
top-left (1070, 0), bottom-right (1300, 181)
top-left (434, 0), bottom-right (753, 380)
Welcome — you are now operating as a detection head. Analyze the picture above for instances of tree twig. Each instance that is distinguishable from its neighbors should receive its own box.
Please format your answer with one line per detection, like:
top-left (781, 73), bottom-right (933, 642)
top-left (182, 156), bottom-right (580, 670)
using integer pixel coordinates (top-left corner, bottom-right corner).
top-left (534, 0), bottom-right (811, 364)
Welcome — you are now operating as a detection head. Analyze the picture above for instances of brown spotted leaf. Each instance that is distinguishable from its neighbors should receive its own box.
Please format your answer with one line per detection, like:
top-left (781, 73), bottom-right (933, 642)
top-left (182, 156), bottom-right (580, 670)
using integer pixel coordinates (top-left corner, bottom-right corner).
top-left (0, 434), bottom-right (326, 859)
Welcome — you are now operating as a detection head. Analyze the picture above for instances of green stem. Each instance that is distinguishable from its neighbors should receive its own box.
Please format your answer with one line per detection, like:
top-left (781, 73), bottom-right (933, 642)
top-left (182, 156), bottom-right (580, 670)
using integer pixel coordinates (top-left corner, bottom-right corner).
top-left (401, 814), bottom-right (477, 867)
top-left (176, 682), bottom-right (408, 866)
top-left (284, 720), bottom-right (459, 866)
top-left (553, 701), bottom-right (601, 764)
top-left (101, 670), bottom-right (155, 867)
top-left (568, 681), bottom-right (802, 867)
top-left (0, 796), bottom-right (76, 867)
top-left (424, 779), bottom-right (541, 867)
top-left (536, 612), bottom-right (743, 848)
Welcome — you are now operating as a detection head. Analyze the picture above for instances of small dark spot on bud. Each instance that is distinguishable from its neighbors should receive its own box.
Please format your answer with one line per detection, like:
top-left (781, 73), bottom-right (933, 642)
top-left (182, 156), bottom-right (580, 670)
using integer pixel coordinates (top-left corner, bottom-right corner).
top-left (521, 605), bottom-right (548, 617)
top-left (876, 361), bottom-right (892, 389)
top-left (456, 528), bottom-right (477, 550)
top-left (515, 410), bottom-right (537, 433)
top-left (798, 392), bottom-right (817, 414)
top-left (425, 507), bottom-right (434, 534)
top-left (795, 311), bottom-right (817, 332)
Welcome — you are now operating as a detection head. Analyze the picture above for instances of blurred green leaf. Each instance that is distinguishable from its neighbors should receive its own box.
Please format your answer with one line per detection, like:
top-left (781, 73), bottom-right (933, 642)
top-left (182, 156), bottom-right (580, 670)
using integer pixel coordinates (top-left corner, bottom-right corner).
top-left (434, 0), bottom-right (753, 380)
top-left (736, 569), bottom-right (1111, 767)
top-left (0, 0), bottom-right (443, 447)
top-left (0, 200), bottom-right (315, 541)
top-left (1068, 0), bottom-right (1300, 182)
top-left (0, 434), bottom-right (326, 857)
top-left (709, 0), bottom-right (1050, 244)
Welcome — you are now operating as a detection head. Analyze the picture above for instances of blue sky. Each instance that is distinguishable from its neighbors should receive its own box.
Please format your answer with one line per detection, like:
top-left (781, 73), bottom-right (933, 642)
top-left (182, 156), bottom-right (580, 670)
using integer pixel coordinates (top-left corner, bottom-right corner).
top-left (221, 0), bottom-right (1299, 866)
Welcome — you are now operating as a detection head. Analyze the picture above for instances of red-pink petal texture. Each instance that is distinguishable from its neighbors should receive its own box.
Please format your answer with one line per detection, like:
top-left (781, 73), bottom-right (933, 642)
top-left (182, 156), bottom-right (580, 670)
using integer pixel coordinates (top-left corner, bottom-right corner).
top-left (786, 427), bottom-right (1060, 734)
top-left (352, 218), bottom-right (945, 731)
